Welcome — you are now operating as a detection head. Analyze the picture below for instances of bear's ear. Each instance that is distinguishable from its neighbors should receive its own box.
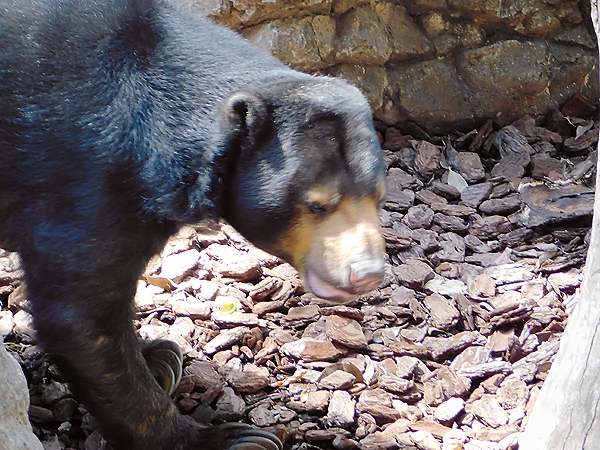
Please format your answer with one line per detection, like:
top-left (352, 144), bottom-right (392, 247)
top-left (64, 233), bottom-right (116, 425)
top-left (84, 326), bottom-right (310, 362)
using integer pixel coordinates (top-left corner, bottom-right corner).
top-left (222, 92), bottom-right (270, 140)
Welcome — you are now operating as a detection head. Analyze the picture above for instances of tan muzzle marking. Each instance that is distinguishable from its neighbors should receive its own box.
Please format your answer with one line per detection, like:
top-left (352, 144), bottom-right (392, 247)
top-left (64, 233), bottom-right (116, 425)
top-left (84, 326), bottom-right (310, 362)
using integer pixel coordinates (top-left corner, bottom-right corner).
top-left (280, 197), bottom-right (385, 296)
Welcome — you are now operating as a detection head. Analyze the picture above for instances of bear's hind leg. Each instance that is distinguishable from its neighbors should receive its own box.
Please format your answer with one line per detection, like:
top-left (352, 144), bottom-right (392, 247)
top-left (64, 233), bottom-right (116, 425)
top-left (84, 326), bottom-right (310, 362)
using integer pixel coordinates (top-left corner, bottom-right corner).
top-left (29, 278), bottom-right (184, 449)
top-left (21, 230), bottom-right (281, 450)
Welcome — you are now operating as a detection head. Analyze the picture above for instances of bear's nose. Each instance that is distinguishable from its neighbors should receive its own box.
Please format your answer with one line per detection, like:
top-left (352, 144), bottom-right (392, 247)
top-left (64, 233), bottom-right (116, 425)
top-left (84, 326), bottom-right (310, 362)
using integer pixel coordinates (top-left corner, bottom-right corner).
top-left (349, 260), bottom-right (385, 294)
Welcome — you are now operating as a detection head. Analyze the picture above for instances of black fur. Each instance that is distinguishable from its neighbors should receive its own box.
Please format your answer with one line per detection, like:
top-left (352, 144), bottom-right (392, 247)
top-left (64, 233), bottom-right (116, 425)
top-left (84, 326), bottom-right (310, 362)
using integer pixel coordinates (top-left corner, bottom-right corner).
top-left (0, 1), bottom-right (384, 449)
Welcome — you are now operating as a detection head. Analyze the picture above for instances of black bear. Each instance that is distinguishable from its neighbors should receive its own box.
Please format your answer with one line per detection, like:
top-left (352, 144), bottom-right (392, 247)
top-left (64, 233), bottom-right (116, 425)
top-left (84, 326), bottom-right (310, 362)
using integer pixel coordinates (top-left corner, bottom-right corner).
top-left (0, 0), bottom-right (386, 449)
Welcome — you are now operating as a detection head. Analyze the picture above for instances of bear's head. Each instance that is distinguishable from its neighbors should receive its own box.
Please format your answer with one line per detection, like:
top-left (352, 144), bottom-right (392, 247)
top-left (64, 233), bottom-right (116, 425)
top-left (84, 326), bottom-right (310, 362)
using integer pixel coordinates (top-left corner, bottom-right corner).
top-left (221, 78), bottom-right (386, 302)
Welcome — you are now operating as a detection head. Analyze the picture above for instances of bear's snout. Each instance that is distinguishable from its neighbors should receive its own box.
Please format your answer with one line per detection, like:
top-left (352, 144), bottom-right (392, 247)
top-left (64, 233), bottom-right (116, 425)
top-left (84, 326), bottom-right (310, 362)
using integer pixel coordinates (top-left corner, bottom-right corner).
top-left (349, 259), bottom-right (385, 294)
top-left (281, 196), bottom-right (386, 302)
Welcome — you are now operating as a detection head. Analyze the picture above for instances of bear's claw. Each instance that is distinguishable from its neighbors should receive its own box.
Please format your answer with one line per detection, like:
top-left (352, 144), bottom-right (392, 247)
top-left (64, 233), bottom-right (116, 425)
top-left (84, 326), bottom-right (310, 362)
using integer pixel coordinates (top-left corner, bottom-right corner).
top-left (195, 423), bottom-right (283, 450)
top-left (232, 429), bottom-right (284, 450)
top-left (142, 340), bottom-right (184, 396)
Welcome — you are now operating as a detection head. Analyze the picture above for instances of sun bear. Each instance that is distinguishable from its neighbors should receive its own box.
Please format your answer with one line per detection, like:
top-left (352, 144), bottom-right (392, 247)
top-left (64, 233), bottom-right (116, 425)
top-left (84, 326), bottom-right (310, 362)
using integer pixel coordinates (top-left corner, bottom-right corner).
top-left (0, 0), bottom-right (386, 449)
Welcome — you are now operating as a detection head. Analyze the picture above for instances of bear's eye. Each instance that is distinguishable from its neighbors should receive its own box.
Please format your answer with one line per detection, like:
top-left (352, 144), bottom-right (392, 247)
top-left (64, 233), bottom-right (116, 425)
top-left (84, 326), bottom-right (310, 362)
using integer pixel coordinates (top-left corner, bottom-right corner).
top-left (308, 202), bottom-right (329, 217)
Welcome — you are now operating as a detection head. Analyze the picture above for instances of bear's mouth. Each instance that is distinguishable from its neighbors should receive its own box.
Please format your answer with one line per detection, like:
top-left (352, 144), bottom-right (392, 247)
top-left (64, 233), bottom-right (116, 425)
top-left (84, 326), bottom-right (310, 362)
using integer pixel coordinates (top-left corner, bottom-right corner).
top-left (304, 270), bottom-right (357, 302)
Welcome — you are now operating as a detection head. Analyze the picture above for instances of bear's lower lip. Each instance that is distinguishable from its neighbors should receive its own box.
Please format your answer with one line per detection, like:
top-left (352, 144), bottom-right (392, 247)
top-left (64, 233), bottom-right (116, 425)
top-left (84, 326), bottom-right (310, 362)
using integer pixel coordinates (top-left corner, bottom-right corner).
top-left (304, 270), bottom-right (356, 301)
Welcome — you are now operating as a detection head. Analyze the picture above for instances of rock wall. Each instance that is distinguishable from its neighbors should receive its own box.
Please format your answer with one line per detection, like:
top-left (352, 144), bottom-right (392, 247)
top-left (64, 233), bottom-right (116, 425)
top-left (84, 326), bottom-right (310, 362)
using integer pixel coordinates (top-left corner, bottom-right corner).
top-left (0, 342), bottom-right (43, 450)
top-left (182, 0), bottom-right (599, 133)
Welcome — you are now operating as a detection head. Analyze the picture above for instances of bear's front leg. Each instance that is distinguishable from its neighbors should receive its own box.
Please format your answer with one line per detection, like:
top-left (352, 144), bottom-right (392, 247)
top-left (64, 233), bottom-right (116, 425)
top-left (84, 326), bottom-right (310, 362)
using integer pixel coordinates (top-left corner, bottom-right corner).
top-left (20, 226), bottom-right (281, 450)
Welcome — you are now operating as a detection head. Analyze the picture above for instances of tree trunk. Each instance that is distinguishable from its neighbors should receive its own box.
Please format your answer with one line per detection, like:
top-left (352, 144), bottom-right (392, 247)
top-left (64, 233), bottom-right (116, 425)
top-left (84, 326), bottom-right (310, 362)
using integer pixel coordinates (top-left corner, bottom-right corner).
top-left (519, 3), bottom-right (600, 448)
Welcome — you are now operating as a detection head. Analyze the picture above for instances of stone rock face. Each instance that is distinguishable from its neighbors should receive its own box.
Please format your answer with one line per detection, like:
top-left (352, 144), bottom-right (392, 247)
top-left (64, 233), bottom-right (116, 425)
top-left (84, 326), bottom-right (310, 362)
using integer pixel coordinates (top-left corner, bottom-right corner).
top-left (243, 16), bottom-right (335, 72)
top-left (0, 342), bottom-right (43, 450)
top-left (186, 0), bottom-right (598, 133)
